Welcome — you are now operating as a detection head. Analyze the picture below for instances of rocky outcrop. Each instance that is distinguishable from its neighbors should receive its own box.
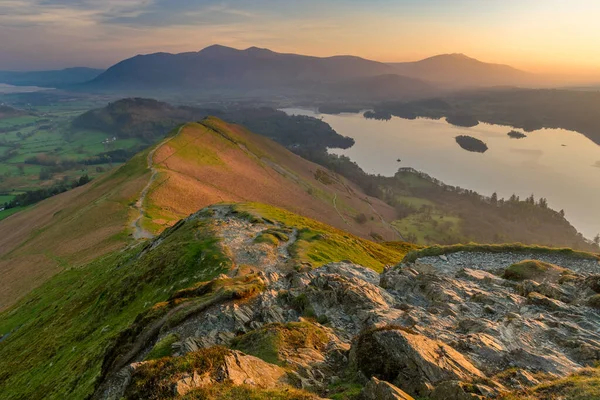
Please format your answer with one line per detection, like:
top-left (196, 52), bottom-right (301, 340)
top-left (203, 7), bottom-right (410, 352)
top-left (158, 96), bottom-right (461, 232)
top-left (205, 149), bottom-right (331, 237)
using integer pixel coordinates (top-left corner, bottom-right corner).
top-left (95, 207), bottom-right (600, 399)
top-left (175, 350), bottom-right (287, 396)
top-left (355, 327), bottom-right (484, 396)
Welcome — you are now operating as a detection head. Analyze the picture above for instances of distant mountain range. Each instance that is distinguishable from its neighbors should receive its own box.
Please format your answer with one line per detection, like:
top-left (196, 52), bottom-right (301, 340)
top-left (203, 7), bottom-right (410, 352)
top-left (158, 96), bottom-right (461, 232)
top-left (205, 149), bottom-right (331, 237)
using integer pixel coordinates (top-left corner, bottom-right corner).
top-left (1, 46), bottom-right (536, 97)
top-left (86, 45), bottom-right (395, 89)
top-left (79, 45), bottom-right (533, 99)
top-left (389, 53), bottom-right (533, 87)
top-left (0, 67), bottom-right (104, 88)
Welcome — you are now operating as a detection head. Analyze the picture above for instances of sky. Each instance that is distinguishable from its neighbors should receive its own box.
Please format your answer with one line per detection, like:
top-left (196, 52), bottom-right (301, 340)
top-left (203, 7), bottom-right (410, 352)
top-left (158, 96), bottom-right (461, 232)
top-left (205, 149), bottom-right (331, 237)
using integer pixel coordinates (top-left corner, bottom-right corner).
top-left (1, 0), bottom-right (600, 77)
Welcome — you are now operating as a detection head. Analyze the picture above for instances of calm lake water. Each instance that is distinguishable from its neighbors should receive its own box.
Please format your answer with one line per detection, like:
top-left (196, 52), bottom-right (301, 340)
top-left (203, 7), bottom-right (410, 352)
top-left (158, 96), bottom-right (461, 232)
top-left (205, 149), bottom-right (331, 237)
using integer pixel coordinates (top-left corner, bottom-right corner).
top-left (282, 108), bottom-right (600, 240)
top-left (0, 83), bottom-right (47, 93)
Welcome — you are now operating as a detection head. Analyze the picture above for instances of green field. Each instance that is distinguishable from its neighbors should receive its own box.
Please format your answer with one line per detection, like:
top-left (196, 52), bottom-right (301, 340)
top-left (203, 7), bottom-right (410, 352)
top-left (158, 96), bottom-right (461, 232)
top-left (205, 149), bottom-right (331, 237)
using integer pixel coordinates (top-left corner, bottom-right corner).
top-left (393, 210), bottom-right (463, 245)
top-left (0, 98), bottom-right (147, 217)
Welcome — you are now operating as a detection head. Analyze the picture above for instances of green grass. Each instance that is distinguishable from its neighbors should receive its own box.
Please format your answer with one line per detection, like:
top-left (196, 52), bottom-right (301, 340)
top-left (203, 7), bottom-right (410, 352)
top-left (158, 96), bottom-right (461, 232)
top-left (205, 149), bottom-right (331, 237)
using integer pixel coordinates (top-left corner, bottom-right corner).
top-left (403, 243), bottom-right (600, 264)
top-left (0, 217), bottom-right (230, 400)
top-left (0, 115), bottom-right (38, 127)
top-left (231, 322), bottom-right (328, 366)
top-left (0, 194), bottom-right (15, 204)
top-left (502, 260), bottom-right (565, 281)
top-left (182, 384), bottom-right (318, 400)
top-left (0, 205), bottom-right (28, 221)
top-left (167, 123), bottom-right (229, 166)
top-left (504, 368), bottom-right (600, 400)
top-left (144, 333), bottom-right (180, 361)
top-left (392, 212), bottom-right (462, 245)
top-left (254, 228), bottom-right (290, 246)
top-left (236, 203), bottom-right (409, 272)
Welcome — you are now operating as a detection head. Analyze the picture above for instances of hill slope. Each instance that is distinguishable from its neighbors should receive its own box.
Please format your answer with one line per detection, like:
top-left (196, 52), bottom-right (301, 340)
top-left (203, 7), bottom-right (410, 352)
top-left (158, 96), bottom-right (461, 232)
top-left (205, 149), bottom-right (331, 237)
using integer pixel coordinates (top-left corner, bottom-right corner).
top-left (137, 117), bottom-right (401, 240)
top-left (0, 117), bottom-right (401, 310)
top-left (390, 53), bottom-right (534, 87)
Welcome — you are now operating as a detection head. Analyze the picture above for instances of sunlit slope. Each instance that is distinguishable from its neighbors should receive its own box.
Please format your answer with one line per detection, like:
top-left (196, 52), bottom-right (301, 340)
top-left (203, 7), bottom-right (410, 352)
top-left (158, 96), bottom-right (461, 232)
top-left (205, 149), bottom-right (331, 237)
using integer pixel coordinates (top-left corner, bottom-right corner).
top-left (0, 150), bottom-right (150, 310)
top-left (142, 117), bottom-right (400, 240)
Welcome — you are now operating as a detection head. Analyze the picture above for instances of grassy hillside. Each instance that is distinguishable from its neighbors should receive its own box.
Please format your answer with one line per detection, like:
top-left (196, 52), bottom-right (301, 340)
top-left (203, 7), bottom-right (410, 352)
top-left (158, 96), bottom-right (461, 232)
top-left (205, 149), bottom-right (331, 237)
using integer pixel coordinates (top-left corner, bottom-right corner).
top-left (0, 203), bottom-right (411, 399)
top-left (0, 148), bottom-right (150, 310)
top-left (140, 117), bottom-right (401, 242)
top-left (0, 117), bottom-right (400, 310)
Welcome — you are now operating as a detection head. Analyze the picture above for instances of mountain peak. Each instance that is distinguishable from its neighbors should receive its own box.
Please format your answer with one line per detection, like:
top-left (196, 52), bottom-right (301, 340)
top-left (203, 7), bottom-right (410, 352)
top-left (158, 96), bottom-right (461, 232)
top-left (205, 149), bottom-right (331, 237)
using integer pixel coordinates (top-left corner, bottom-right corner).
top-left (198, 44), bottom-right (238, 55)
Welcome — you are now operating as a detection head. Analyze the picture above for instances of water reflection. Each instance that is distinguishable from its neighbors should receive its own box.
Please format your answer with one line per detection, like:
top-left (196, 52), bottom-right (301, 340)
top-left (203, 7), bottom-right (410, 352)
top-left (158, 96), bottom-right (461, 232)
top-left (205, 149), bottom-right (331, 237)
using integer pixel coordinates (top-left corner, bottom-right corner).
top-left (282, 108), bottom-right (600, 239)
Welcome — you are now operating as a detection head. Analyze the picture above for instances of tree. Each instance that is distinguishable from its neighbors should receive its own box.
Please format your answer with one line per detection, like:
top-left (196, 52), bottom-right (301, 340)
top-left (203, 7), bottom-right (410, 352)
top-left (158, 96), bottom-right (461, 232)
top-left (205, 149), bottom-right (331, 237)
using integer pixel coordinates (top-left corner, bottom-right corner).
top-left (490, 192), bottom-right (498, 205)
top-left (526, 194), bottom-right (535, 205)
top-left (39, 167), bottom-right (52, 180)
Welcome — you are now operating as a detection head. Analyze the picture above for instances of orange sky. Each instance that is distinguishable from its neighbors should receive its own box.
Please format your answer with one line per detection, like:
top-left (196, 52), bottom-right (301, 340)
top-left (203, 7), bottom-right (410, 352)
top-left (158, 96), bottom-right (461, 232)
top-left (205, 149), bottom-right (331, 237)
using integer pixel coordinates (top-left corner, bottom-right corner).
top-left (0, 0), bottom-right (599, 80)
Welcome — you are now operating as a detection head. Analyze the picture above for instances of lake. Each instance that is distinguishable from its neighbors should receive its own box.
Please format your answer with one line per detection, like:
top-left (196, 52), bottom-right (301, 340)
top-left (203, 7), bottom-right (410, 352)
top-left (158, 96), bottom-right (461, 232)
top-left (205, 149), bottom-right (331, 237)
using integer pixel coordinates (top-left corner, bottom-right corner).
top-left (282, 108), bottom-right (600, 240)
top-left (0, 83), bottom-right (48, 93)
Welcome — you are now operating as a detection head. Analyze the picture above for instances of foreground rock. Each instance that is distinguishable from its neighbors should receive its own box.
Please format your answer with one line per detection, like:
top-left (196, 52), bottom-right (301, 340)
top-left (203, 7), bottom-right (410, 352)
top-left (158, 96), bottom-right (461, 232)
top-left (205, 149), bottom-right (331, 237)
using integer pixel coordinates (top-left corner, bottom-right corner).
top-left (95, 207), bottom-right (600, 399)
top-left (355, 327), bottom-right (485, 396)
top-left (362, 377), bottom-right (414, 400)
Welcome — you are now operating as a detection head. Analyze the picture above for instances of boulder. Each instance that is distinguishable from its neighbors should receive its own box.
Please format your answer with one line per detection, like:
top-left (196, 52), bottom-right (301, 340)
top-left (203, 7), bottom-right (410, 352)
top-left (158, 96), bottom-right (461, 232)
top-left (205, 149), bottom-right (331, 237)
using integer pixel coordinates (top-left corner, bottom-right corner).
top-left (362, 377), bottom-right (415, 400)
top-left (354, 327), bottom-right (484, 396)
top-left (174, 350), bottom-right (286, 396)
top-left (430, 381), bottom-right (489, 400)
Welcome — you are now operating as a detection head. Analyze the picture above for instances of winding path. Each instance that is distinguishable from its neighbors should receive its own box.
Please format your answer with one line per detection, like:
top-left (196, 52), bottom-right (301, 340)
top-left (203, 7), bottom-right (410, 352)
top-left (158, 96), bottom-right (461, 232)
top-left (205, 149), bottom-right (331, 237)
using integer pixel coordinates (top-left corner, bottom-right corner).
top-left (131, 127), bottom-right (183, 239)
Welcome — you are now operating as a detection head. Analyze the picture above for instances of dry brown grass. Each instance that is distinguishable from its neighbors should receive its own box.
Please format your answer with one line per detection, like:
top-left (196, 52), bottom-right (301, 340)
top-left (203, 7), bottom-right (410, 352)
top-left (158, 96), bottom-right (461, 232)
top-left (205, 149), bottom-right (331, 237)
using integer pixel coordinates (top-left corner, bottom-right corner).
top-left (144, 120), bottom-right (401, 242)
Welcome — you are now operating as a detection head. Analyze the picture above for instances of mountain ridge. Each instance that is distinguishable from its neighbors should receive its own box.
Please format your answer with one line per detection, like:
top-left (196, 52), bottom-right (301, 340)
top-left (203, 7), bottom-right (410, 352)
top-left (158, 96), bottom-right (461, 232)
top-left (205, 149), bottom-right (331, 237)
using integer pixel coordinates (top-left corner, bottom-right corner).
top-left (389, 53), bottom-right (534, 87)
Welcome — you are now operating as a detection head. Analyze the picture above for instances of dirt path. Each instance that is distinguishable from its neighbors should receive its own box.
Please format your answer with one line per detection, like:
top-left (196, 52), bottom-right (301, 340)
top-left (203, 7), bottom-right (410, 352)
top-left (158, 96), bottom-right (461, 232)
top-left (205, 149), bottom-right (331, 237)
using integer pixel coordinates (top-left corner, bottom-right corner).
top-left (366, 201), bottom-right (405, 241)
top-left (332, 193), bottom-right (351, 227)
top-left (131, 128), bottom-right (183, 239)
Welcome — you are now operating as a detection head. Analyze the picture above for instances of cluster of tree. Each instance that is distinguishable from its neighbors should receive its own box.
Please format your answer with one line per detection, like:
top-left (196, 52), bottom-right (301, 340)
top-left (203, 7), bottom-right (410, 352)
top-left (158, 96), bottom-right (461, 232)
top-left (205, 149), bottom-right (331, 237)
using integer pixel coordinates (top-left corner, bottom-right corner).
top-left (3, 175), bottom-right (91, 210)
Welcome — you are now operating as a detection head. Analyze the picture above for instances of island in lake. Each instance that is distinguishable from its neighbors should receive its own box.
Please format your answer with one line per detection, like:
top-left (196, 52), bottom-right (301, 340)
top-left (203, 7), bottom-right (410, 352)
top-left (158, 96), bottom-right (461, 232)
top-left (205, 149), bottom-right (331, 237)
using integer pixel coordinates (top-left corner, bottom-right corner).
top-left (364, 110), bottom-right (392, 121)
top-left (455, 135), bottom-right (488, 153)
top-left (508, 130), bottom-right (527, 139)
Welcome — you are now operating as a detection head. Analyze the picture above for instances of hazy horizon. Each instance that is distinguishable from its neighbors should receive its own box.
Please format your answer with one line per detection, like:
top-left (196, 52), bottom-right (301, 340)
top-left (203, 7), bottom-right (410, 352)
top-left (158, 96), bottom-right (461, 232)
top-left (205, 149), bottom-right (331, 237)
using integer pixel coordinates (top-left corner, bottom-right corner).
top-left (2, 0), bottom-right (600, 81)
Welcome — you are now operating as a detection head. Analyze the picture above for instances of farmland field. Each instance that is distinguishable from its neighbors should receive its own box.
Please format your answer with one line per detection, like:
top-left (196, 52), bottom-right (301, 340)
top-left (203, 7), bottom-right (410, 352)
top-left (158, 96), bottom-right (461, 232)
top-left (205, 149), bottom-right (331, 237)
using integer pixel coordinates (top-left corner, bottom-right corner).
top-left (0, 94), bottom-right (148, 220)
